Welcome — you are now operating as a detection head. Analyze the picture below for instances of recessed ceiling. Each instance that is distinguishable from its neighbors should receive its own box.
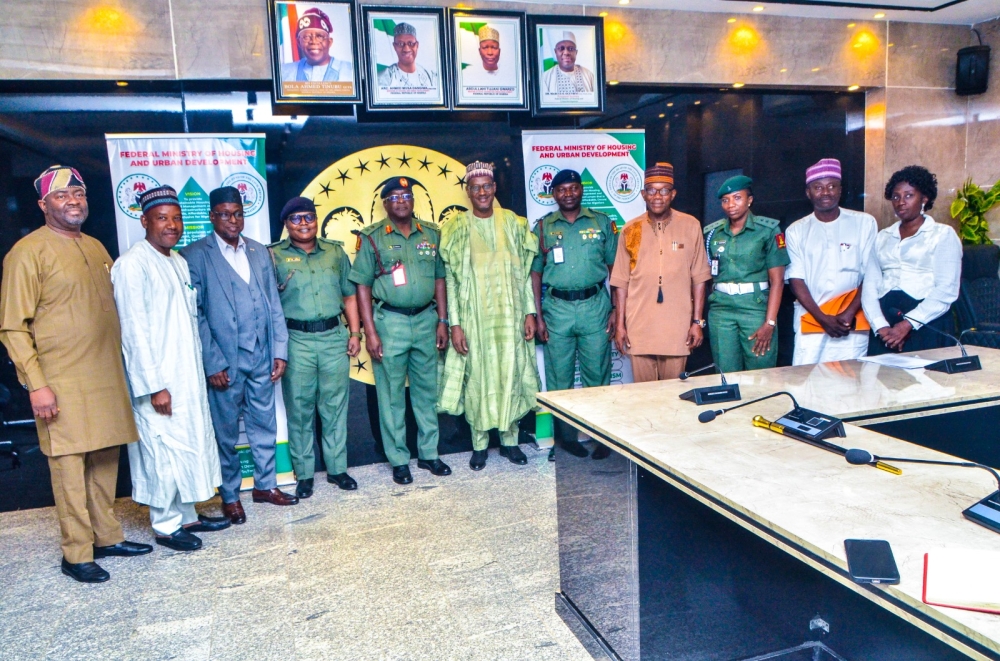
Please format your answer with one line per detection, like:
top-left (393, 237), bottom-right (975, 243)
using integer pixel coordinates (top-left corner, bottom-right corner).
top-left (505, 0), bottom-right (1000, 24)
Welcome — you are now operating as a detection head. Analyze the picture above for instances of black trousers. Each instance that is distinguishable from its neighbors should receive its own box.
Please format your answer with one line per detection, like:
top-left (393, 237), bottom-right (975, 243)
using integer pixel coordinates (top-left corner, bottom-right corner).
top-left (867, 290), bottom-right (954, 356)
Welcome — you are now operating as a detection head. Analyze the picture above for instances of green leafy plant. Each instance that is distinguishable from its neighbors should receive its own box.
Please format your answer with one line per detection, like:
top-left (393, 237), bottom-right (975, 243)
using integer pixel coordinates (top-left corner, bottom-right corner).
top-left (951, 178), bottom-right (1000, 245)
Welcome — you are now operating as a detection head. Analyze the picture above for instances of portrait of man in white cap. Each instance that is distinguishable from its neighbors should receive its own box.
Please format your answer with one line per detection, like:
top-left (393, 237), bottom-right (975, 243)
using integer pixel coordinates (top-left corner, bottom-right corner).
top-left (377, 22), bottom-right (438, 92)
top-left (461, 23), bottom-right (516, 88)
top-left (541, 31), bottom-right (595, 95)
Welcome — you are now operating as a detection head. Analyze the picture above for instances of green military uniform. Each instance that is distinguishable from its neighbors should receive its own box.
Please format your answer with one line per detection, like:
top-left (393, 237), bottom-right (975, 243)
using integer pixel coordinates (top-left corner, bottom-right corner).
top-left (532, 207), bottom-right (617, 444)
top-left (269, 237), bottom-right (355, 480)
top-left (703, 212), bottom-right (789, 373)
top-left (349, 218), bottom-right (444, 468)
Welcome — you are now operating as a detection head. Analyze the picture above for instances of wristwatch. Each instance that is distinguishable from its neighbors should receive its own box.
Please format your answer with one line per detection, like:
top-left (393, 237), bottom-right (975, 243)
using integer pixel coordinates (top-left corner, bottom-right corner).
top-left (438, 318), bottom-right (449, 326)
top-left (349, 331), bottom-right (363, 338)
top-left (767, 319), bottom-right (776, 327)
top-left (692, 319), bottom-right (706, 328)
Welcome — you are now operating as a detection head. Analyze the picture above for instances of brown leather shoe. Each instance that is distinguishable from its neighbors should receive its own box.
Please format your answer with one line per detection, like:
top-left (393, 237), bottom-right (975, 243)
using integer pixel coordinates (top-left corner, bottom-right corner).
top-left (252, 488), bottom-right (299, 506)
top-left (222, 500), bottom-right (246, 525)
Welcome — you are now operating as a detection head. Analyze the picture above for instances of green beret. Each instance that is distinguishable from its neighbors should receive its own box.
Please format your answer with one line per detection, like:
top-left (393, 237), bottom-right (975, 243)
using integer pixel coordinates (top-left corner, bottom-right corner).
top-left (717, 175), bottom-right (753, 199)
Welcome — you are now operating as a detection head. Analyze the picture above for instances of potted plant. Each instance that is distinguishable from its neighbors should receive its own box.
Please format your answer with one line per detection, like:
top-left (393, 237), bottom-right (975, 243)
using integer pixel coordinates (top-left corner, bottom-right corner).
top-left (951, 178), bottom-right (1000, 246)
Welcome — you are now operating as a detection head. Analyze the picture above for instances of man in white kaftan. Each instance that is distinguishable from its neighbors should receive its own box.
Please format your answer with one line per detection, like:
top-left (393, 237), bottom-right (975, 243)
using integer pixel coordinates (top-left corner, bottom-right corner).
top-left (111, 185), bottom-right (228, 552)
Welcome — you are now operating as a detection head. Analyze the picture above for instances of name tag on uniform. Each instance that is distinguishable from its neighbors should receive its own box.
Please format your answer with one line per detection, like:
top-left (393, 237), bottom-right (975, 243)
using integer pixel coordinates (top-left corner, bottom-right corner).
top-left (552, 246), bottom-right (565, 264)
top-left (392, 263), bottom-right (407, 286)
top-left (711, 259), bottom-right (719, 276)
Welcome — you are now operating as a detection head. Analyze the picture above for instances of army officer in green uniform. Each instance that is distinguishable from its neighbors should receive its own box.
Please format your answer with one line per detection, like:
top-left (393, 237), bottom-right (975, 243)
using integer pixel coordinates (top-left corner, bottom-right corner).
top-left (269, 197), bottom-right (362, 499)
top-left (350, 176), bottom-right (452, 486)
top-left (703, 175), bottom-right (789, 373)
top-left (530, 169), bottom-right (618, 461)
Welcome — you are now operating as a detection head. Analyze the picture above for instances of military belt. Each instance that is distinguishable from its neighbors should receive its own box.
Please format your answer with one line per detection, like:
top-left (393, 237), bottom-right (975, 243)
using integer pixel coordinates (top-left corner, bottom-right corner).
top-left (286, 316), bottom-right (340, 332)
top-left (549, 284), bottom-right (602, 301)
top-left (714, 282), bottom-right (769, 295)
top-left (376, 300), bottom-right (433, 316)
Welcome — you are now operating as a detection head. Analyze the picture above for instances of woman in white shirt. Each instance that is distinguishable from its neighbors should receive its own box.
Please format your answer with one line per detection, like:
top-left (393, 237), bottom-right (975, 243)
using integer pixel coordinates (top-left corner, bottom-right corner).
top-left (861, 166), bottom-right (962, 355)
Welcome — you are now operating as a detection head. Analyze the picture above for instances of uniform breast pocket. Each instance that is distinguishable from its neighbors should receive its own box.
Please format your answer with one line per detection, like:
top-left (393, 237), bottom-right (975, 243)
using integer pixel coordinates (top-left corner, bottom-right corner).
top-left (415, 254), bottom-right (437, 276)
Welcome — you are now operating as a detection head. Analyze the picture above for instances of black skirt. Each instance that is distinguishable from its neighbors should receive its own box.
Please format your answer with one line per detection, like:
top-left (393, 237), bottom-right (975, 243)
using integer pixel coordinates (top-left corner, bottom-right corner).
top-left (867, 289), bottom-right (955, 356)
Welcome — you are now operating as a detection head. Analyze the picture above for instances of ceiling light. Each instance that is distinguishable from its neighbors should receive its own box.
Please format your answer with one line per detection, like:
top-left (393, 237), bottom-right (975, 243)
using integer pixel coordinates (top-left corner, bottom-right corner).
top-left (618, 0), bottom-right (630, 5)
top-left (727, 17), bottom-right (737, 23)
top-left (599, 11), bottom-right (608, 17)
top-left (626, 124), bottom-right (633, 128)
top-left (848, 85), bottom-right (860, 91)
top-left (874, 12), bottom-right (885, 19)
top-left (116, 81), bottom-right (128, 87)
top-left (658, 113), bottom-right (666, 118)
top-left (732, 82), bottom-right (745, 88)
top-left (666, 102), bottom-right (674, 107)
top-left (752, 5), bottom-right (765, 11)
top-left (694, 100), bottom-right (701, 105)
top-left (847, 23), bottom-right (856, 28)
top-left (608, 80), bottom-right (619, 85)
top-left (630, 115), bottom-right (637, 119)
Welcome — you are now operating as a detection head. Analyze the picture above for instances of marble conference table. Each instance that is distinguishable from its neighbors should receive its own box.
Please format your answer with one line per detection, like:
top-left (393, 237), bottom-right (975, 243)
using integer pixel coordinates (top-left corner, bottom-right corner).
top-left (538, 346), bottom-right (1000, 661)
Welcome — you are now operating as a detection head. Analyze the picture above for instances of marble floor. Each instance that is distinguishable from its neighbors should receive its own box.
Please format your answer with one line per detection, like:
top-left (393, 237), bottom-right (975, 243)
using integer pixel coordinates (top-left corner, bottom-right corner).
top-left (0, 447), bottom-right (596, 661)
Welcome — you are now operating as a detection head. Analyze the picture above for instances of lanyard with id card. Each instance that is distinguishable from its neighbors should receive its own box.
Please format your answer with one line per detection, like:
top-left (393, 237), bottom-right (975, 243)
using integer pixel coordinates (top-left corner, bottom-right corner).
top-left (391, 260), bottom-right (407, 286)
top-left (552, 246), bottom-right (565, 264)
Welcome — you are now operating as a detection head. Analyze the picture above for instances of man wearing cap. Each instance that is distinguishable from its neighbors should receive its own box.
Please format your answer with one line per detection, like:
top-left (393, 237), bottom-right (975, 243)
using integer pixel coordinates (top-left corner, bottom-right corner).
top-left (269, 197), bottom-right (362, 498)
top-left (280, 7), bottom-right (354, 83)
top-left (0, 166), bottom-right (152, 583)
top-left (531, 169), bottom-right (617, 459)
top-left (703, 175), bottom-right (790, 373)
top-left (350, 177), bottom-right (452, 485)
top-left (611, 163), bottom-right (712, 383)
top-left (785, 159), bottom-right (877, 365)
top-left (463, 25), bottom-right (514, 88)
top-left (111, 186), bottom-right (229, 552)
top-left (541, 31), bottom-right (595, 96)
top-left (439, 162), bottom-right (539, 471)
top-left (181, 186), bottom-right (298, 525)
top-left (377, 23), bottom-right (437, 90)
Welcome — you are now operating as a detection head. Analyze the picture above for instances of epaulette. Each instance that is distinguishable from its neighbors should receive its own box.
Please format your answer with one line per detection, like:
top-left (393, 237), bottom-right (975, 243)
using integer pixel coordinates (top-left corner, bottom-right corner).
top-left (359, 220), bottom-right (385, 236)
top-left (703, 219), bottom-right (726, 234)
top-left (318, 237), bottom-right (344, 248)
top-left (754, 215), bottom-right (780, 229)
top-left (266, 238), bottom-right (287, 249)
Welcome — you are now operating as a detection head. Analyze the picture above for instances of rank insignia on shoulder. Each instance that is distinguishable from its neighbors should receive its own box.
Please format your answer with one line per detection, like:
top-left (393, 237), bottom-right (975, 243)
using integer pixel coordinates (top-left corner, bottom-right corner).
top-left (775, 233), bottom-right (786, 249)
top-left (356, 235), bottom-right (362, 251)
top-left (611, 222), bottom-right (619, 234)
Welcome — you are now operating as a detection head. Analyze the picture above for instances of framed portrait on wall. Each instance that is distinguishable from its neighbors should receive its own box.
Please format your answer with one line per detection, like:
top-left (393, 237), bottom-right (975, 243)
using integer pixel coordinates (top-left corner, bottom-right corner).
top-left (528, 15), bottom-right (605, 115)
top-left (268, 0), bottom-right (362, 104)
top-left (448, 9), bottom-right (528, 110)
top-left (362, 6), bottom-right (448, 110)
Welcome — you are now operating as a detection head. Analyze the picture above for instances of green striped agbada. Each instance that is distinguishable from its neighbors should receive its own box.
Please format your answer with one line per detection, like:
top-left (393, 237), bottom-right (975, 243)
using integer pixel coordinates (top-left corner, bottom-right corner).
top-left (437, 208), bottom-right (540, 433)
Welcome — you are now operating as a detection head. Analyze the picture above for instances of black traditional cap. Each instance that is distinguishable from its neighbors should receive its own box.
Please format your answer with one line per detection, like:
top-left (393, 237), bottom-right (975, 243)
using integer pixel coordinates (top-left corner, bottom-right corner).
top-left (280, 196), bottom-right (316, 220)
top-left (379, 176), bottom-right (418, 199)
top-left (138, 185), bottom-right (180, 214)
top-left (551, 169), bottom-right (582, 189)
top-left (209, 186), bottom-right (242, 208)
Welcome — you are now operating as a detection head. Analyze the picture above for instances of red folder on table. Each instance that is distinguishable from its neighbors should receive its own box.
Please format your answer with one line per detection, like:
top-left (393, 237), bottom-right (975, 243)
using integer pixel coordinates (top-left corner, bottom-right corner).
top-left (800, 288), bottom-right (870, 334)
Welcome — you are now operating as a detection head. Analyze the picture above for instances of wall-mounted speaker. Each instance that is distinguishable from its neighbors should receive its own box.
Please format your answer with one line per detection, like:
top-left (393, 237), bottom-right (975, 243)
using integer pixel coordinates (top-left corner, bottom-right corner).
top-left (956, 45), bottom-right (990, 96)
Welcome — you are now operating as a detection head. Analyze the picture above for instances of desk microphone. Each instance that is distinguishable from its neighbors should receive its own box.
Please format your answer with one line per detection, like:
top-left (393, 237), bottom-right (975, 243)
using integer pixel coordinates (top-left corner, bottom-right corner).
top-left (844, 448), bottom-right (1000, 535)
top-left (680, 363), bottom-right (741, 404)
top-left (698, 391), bottom-right (799, 423)
top-left (888, 309), bottom-right (982, 373)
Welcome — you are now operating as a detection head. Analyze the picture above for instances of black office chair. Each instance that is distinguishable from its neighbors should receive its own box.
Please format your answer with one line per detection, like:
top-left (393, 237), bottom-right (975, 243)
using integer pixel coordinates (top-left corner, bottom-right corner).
top-left (954, 244), bottom-right (1000, 349)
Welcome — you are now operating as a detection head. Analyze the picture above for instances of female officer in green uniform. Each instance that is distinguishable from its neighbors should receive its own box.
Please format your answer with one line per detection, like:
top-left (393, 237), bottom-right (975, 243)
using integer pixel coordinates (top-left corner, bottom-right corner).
top-left (702, 175), bottom-right (789, 373)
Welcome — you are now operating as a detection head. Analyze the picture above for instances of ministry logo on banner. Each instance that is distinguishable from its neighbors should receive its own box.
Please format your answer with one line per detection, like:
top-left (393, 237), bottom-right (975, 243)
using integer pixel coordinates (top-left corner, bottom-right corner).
top-left (116, 174), bottom-right (161, 219)
top-left (528, 165), bottom-right (560, 206)
top-left (606, 164), bottom-right (642, 204)
top-left (222, 172), bottom-right (267, 217)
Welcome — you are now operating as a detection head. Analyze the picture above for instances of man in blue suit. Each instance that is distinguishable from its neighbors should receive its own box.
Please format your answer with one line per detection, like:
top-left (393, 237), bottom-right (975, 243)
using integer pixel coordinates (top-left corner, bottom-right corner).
top-left (181, 186), bottom-right (298, 525)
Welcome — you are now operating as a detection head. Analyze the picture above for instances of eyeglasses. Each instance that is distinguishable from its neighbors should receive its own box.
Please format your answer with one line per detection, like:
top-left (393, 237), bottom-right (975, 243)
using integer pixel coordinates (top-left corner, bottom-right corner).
top-left (393, 40), bottom-right (418, 50)
top-left (643, 187), bottom-right (674, 197)
top-left (299, 32), bottom-right (329, 45)
top-left (468, 183), bottom-right (496, 194)
top-left (212, 211), bottom-right (244, 221)
top-left (286, 213), bottom-right (317, 225)
top-left (385, 193), bottom-right (414, 203)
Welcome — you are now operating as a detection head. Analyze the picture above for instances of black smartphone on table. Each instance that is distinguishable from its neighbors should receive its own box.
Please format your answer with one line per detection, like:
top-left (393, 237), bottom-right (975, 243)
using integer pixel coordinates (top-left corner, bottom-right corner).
top-left (844, 539), bottom-right (900, 585)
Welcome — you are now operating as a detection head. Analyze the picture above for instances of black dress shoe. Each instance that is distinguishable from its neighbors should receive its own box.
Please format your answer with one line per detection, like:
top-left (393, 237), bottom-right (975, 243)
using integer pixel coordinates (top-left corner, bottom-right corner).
top-left (548, 447), bottom-right (555, 462)
top-left (296, 478), bottom-right (315, 499)
top-left (327, 472), bottom-right (358, 490)
top-left (392, 465), bottom-right (413, 485)
top-left (155, 528), bottom-right (203, 552)
top-left (469, 449), bottom-right (488, 471)
top-left (417, 458), bottom-right (452, 476)
top-left (184, 514), bottom-right (231, 533)
top-left (592, 444), bottom-right (611, 460)
top-left (561, 440), bottom-right (589, 458)
top-left (61, 559), bottom-right (110, 583)
top-left (499, 445), bottom-right (528, 465)
top-left (93, 540), bottom-right (154, 559)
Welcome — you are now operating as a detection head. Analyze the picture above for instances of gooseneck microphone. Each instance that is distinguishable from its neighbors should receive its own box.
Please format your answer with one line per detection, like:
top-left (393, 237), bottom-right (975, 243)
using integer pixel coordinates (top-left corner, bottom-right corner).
top-left (845, 449), bottom-right (1000, 491)
top-left (888, 310), bottom-right (982, 373)
top-left (680, 362), bottom-right (728, 384)
top-left (698, 391), bottom-right (800, 423)
top-left (893, 310), bottom-right (967, 356)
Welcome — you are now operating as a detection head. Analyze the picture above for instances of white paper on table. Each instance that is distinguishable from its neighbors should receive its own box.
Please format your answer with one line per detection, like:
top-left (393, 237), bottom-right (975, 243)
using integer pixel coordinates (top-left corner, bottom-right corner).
top-left (858, 354), bottom-right (935, 369)
top-left (924, 549), bottom-right (1000, 613)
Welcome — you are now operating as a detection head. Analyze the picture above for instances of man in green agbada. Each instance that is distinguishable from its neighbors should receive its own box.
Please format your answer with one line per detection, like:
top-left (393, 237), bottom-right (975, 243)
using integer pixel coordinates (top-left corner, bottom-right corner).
top-left (438, 161), bottom-right (540, 471)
